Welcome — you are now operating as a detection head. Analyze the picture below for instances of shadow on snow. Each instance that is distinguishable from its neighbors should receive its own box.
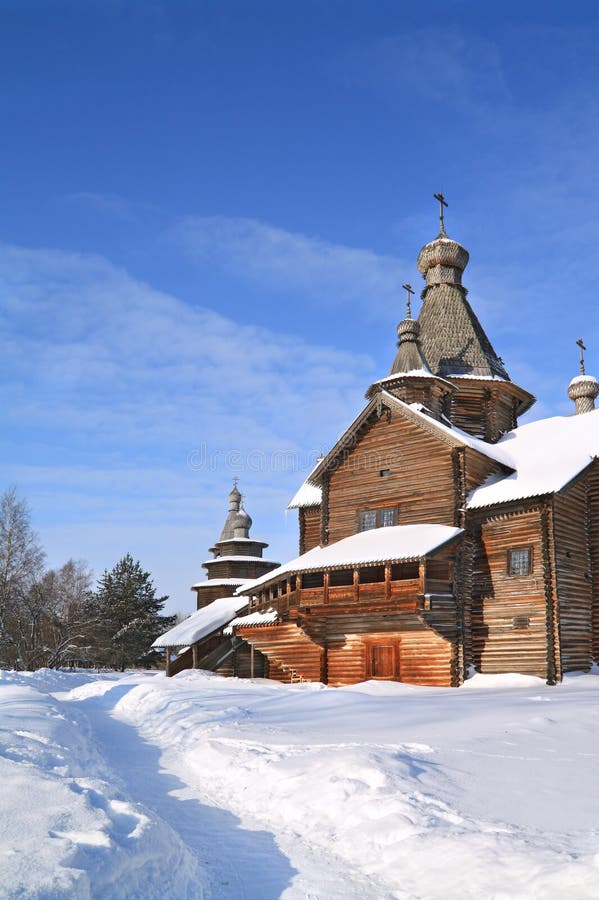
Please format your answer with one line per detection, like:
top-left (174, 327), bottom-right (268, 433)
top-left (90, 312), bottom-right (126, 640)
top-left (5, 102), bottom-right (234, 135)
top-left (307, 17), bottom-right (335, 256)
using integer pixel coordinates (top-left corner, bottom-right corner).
top-left (72, 683), bottom-right (297, 900)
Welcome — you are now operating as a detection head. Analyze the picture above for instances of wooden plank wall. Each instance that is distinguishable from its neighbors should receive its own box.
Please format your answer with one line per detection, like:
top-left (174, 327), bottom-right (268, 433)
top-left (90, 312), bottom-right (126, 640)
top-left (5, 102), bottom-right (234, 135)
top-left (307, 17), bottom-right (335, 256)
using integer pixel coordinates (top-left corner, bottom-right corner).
top-left (326, 410), bottom-right (456, 544)
top-left (552, 479), bottom-right (593, 672)
top-left (586, 463), bottom-right (599, 663)
top-left (470, 508), bottom-right (548, 676)
top-left (237, 623), bottom-right (325, 682)
top-left (299, 506), bottom-right (322, 554)
top-left (463, 448), bottom-right (506, 496)
top-left (447, 382), bottom-right (518, 442)
top-left (324, 612), bottom-right (455, 687)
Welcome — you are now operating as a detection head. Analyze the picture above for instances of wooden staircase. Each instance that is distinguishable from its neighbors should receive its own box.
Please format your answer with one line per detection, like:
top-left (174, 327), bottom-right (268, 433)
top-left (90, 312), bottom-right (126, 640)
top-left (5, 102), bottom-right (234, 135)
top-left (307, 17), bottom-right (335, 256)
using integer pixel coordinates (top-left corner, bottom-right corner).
top-left (235, 622), bottom-right (325, 683)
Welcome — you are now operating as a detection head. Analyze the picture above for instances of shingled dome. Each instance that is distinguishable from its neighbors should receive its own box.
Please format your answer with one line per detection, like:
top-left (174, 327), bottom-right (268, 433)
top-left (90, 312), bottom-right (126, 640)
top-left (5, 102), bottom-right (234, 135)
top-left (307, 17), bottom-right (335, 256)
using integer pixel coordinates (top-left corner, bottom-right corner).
top-left (416, 229), bottom-right (510, 381)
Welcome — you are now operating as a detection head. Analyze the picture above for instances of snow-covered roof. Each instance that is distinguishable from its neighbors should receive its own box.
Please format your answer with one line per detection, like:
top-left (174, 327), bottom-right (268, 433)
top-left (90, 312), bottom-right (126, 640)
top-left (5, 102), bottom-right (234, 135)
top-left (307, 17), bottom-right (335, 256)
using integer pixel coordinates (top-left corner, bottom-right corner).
top-left (569, 374), bottom-right (599, 386)
top-left (449, 373), bottom-right (507, 381)
top-left (287, 457), bottom-right (324, 509)
top-left (192, 577), bottom-right (250, 589)
top-left (202, 556), bottom-right (279, 565)
top-left (287, 478), bottom-right (322, 509)
top-left (468, 409), bottom-right (599, 508)
top-left (308, 392), bottom-right (514, 482)
top-left (223, 608), bottom-right (279, 634)
top-left (238, 524), bottom-right (463, 594)
top-left (287, 391), bottom-right (515, 512)
top-left (214, 537), bottom-right (268, 546)
top-left (152, 596), bottom-right (249, 648)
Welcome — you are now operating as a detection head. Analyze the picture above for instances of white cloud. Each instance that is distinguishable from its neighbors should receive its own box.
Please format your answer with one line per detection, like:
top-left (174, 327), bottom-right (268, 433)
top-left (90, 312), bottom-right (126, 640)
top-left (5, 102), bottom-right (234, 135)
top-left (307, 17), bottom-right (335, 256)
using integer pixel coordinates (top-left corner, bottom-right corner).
top-left (171, 214), bottom-right (408, 315)
top-left (66, 192), bottom-right (140, 222)
top-left (0, 240), bottom-right (374, 609)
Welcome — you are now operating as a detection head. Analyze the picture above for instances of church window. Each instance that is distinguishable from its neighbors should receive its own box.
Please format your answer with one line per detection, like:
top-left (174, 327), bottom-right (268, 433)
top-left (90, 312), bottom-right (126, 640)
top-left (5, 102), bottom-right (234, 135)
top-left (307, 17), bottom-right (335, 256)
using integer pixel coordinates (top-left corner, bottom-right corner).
top-left (379, 469), bottom-right (391, 477)
top-left (359, 507), bottom-right (397, 530)
top-left (380, 507), bottom-right (396, 527)
top-left (360, 509), bottom-right (377, 531)
top-left (508, 548), bottom-right (532, 576)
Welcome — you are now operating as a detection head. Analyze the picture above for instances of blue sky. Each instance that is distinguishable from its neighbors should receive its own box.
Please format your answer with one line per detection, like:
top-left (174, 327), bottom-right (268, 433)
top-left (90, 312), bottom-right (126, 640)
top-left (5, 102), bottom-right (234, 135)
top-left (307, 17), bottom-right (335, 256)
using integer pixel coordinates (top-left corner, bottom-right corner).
top-left (2, 1), bottom-right (599, 614)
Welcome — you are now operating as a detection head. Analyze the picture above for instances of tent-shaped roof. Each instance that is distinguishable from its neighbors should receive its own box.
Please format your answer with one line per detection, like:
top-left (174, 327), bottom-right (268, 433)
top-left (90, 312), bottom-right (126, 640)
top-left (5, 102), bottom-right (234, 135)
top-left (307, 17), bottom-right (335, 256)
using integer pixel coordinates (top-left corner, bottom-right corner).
top-left (152, 595), bottom-right (249, 648)
top-left (238, 524), bottom-right (463, 595)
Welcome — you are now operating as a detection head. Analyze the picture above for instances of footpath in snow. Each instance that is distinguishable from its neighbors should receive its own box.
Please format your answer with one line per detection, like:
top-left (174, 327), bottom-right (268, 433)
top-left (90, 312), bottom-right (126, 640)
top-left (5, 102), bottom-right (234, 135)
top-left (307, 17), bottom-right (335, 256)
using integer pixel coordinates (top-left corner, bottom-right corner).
top-left (1, 667), bottom-right (599, 899)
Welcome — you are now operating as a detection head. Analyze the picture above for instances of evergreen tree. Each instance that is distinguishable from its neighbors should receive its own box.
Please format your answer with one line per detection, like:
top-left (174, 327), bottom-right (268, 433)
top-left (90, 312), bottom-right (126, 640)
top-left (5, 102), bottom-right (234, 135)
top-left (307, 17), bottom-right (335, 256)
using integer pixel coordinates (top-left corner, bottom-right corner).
top-left (92, 554), bottom-right (175, 670)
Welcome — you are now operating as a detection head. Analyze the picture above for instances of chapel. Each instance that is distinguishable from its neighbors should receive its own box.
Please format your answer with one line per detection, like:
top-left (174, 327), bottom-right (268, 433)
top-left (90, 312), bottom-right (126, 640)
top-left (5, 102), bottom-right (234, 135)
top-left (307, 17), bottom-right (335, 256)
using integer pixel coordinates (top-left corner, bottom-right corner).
top-left (156, 197), bottom-right (599, 686)
top-left (153, 485), bottom-right (278, 676)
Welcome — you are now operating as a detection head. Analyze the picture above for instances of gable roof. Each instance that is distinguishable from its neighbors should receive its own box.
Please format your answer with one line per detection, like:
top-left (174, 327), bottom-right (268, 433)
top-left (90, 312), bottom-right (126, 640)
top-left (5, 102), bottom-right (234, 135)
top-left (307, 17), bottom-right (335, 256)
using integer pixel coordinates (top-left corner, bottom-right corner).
top-left (467, 409), bottom-right (599, 508)
top-left (310, 390), bottom-right (514, 481)
top-left (237, 524), bottom-right (463, 595)
top-left (286, 391), bottom-right (514, 511)
top-left (287, 458), bottom-right (323, 510)
top-left (152, 595), bottom-right (249, 648)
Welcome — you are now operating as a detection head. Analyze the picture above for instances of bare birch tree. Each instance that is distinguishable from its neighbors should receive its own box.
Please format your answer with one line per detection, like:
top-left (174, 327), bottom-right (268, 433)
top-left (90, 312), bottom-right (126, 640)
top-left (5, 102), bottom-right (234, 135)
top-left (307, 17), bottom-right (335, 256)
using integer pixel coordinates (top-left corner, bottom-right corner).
top-left (0, 488), bottom-right (45, 667)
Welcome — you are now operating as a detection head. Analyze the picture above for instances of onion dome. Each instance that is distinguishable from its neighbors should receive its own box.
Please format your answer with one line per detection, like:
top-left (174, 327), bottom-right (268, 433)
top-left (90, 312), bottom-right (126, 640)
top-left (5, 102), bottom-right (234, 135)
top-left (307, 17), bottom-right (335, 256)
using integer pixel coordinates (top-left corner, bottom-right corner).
top-left (417, 231), bottom-right (469, 289)
top-left (416, 195), bottom-right (509, 382)
top-left (227, 483), bottom-right (242, 511)
top-left (389, 288), bottom-right (431, 375)
top-left (568, 340), bottom-right (599, 414)
top-left (232, 508), bottom-right (253, 538)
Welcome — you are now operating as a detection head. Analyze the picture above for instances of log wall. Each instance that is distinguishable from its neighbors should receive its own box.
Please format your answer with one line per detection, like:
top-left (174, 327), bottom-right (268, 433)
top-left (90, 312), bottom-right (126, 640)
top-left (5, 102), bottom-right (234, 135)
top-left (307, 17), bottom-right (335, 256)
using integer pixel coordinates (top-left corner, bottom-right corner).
top-left (470, 507), bottom-right (548, 676)
top-left (324, 613), bottom-right (455, 687)
top-left (326, 410), bottom-right (456, 544)
top-left (586, 462), bottom-right (599, 664)
top-left (299, 506), bottom-right (322, 554)
top-left (447, 381), bottom-right (519, 442)
top-left (552, 479), bottom-right (593, 672)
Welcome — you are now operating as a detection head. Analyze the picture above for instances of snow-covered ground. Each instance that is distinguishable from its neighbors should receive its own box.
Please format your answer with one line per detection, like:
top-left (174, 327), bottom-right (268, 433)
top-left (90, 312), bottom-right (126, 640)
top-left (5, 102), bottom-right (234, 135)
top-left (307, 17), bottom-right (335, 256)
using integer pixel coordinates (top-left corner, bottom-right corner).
top-left (1, 668), bottom-right (599, 899)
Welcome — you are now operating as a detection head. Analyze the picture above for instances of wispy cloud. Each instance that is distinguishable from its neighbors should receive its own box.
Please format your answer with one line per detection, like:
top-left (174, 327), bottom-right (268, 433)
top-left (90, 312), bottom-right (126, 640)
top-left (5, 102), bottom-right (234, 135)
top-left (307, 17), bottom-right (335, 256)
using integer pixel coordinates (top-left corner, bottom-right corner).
top-left (66, 191), bottom-right (141, 222)
top-left (0, 240), bottom-right (374, 608)
top-left (171, 215), bottom-right (408, 315)
top-left (336, 27), bottom-right (511, 119)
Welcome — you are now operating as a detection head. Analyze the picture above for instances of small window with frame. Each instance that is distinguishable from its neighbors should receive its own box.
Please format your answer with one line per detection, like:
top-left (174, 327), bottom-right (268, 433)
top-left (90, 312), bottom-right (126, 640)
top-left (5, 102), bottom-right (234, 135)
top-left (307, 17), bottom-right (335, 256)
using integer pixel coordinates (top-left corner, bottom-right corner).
top-left (359, 509), bottom-right (377, 531)
top-left (380, 507), bottom-right (396, 527)
top-left (508, 548), bottom-right (532, 576)
top-left (359, 506), bottom-right (397, 531)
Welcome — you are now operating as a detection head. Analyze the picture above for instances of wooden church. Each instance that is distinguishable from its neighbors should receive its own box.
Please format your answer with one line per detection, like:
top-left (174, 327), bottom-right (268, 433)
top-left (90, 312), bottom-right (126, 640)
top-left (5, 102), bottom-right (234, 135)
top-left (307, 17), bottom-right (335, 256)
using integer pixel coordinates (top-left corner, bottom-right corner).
top-left (153, 484), bottom-right (279, 677)
top-left (156, 197), bottom-right (599, 687)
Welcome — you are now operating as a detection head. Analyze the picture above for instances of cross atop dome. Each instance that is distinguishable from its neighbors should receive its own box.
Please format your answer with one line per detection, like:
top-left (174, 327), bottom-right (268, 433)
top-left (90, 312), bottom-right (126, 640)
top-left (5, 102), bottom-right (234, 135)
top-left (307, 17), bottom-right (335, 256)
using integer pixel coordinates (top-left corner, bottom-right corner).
top-left (577, 337), bottom-right (587, 375)
top-left (402, 282), bottom-right (414, 319)
top-left (433, 192), bottom-right (448, 236)
top-left (569, 338), bottom-right (599, 415)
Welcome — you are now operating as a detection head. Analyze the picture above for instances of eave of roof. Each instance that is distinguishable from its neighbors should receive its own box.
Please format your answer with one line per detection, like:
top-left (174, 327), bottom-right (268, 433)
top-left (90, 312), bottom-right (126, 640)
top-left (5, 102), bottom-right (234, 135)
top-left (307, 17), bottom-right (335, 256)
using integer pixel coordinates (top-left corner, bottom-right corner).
top-left (152, 595), bottom-right (249, 648)
top-left (237, 524), bottom-right (463, 595)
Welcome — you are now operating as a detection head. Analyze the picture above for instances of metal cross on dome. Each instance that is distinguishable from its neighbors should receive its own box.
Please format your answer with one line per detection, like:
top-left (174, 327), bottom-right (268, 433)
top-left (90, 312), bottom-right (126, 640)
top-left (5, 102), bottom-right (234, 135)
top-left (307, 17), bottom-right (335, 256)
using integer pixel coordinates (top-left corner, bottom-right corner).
top-left (433, 192), bottom-right (448, 234)
top-left (577, 337), bottom-right (587, 375)
top-left (402, 282), bottom-right (415, 318)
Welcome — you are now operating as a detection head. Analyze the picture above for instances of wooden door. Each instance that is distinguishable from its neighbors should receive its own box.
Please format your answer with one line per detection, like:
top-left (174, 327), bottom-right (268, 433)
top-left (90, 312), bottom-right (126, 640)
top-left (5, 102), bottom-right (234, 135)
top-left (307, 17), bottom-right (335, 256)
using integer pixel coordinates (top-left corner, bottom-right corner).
top-left (371, 643), bottom-right (397, 679)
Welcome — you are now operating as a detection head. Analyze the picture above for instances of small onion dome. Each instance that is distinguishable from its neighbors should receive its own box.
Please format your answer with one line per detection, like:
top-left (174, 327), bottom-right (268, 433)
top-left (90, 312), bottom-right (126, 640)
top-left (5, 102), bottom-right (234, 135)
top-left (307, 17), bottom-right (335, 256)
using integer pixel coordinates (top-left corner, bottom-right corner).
top-left (232, 508), bottom-right (252, 536)
top-left (568, 373), bottom-right (599, 415)
top-left (417, 233), bottom-right (469, 288)
top-left (227, 483), bottom-right (242, 510)
top-left (390, 316), bottom-right (430, 375)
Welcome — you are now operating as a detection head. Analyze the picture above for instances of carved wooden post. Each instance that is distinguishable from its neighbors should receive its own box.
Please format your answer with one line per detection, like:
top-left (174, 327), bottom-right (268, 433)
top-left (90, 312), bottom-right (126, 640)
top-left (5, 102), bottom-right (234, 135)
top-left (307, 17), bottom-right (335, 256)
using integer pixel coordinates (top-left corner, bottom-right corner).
top-left (353, 568), bottom-right (359, 603)
top-left (384, 565), bottom-right (391, 602)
